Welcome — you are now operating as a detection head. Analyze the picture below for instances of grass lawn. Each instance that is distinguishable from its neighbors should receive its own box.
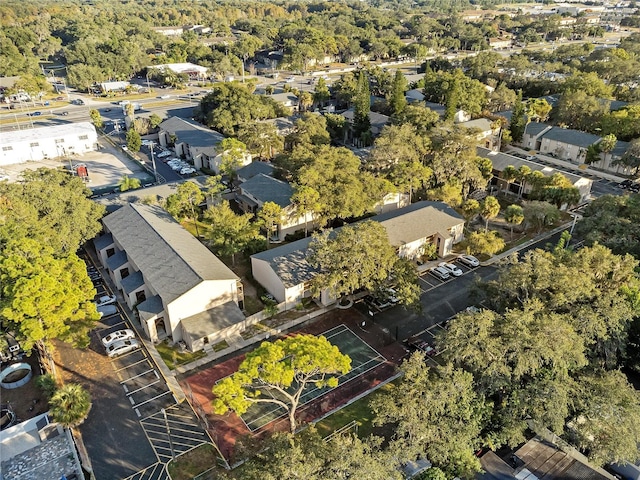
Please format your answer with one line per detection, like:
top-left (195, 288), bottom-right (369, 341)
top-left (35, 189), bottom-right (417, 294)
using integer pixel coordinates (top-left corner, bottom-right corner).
top-left (167, 443), bottom-right (219, 480)
top-left (314, 380), bottom-right (398, 439)
top-left (155, 341), bottom-right (207, 370)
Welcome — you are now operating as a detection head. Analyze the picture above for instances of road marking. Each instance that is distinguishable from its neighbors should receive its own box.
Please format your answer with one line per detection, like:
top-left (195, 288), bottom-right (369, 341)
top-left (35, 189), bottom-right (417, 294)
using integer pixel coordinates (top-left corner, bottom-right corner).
top-left (114, 358), bottom-right (151, 373)
top-left (125, 379), bottom-right (161, 396)
top-left (120, 368), bottom-right (156, 383)
top-left (131, 390), bottom-right (173, 410)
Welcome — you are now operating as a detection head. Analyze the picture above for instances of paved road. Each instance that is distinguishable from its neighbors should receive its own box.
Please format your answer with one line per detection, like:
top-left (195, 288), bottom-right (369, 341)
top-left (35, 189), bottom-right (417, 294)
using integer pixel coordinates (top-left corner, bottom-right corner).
top-left (365, 229), bottom-right (567, 349)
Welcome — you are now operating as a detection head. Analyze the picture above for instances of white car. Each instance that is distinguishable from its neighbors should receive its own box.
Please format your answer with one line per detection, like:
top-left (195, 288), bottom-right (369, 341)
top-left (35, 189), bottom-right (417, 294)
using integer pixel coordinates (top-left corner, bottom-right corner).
top-left (430, 266), bottom-right (450, 280)
top-left (439, 262), bottom-right (463, 277)
top-left (458, 254), bottom-right (480, 268)
top-left (180, 167), bottom-right (196, 175)
top-left (101, 329), bottom-right (135, 347)
top-left (94, 295), bottom-right (117, 307)
top-left (106, 338), bottom-right (140, 358)
top-left (159, 94), bottom-right (171, 99)
top-left (157, 151), bottom-right (172, 158)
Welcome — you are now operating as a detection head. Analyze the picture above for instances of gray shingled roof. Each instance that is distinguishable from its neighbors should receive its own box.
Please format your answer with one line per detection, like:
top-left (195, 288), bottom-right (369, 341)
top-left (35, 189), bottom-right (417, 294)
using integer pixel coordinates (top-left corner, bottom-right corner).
top-left (252, 201), bottom-right (464, 288)
top-left (102, 203), bottom-right (238, 305)
top-left (236, 162), bottom-right (276, 182)
top-left (423, 102), bottom-right (446, 117)
top-left (106, 250), bottom-right (127, 271)
top-left (611, 140), bottom-right (630, 158)
top-left (137, 295), bottom-right (164, 322)
top-left (158, 117), bottom-right (224, 157)
top-left (374, 201), bottom-right (463, 247)
top-left (94, 232), bottom-right (113, 251)
top-left (524, 122), bottom-right (551, 137)
top-left (238, 173), bottom-right (293, 208)
top-left (341, 109), bottom-right (390, 130)
top-left (120, 270), bottom-right (144, 295)
top-left (406, 89), bottom-right (425, 102)
top-left (477, 147), bottom-right (585, 184)
top-left (181, 301), bottom-right (246, 342)
top-left (252, 237), bottom-right (317, 288)
top-left (540, 127), bottom-right (601, 148)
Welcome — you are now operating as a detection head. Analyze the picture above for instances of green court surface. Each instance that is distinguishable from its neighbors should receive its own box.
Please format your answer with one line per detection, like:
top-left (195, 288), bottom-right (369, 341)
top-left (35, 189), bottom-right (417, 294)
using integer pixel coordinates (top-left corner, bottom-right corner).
top-left (239, 324), bottom-right (385, 432)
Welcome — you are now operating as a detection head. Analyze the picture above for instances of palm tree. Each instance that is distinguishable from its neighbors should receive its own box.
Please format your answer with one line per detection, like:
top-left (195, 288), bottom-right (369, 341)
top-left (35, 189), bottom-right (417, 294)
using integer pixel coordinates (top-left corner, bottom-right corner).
top-left (117, 175), bottom-right (141, 192)
top-left (49, 383), bottom-right (92, 428)
top-left (502, 165), bottom-right (518, 195)
top-left (504, 204), bottom-right (524, 240)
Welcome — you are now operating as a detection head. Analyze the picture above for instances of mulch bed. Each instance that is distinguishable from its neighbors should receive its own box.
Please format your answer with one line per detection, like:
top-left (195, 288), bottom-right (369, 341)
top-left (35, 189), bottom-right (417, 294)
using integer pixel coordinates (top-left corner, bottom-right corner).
top-left (179, 308), bottom-right (406, 462)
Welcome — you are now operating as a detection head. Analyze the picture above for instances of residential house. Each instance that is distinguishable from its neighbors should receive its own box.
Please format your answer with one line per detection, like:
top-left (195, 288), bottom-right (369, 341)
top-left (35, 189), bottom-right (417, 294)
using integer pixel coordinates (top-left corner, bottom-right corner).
top-left (259, 117), bottom-right (296, 137)
top-left (538, 127), bottom-right (601, 163)
top-left (522, 122), bottom-right (553, 151)
top-left (593, 140), bottom-right (630, 174)
top-left (422, 101), bottom-right (470, 123)
top-left (94, 203), bottom-right (244, 351)
top-left (236, 161), bottom-right (276, 183)
top-left (157, 117), bottom-right (251, 173)
top-left (235, 173), bottom-right (312, 241)
top-left (341, 109), bottom-right (390, 143)
top-left (267, 92), bottom-right (298, 111)
top-left (477, 436), bottom-right (614, 480)
top-left (478, 147), bottom-right (593, 203)
top-left (459, 118), bottom-right (496, 149)
top-left (0, 122), bottom-right (97, 166)
top-left (251, 201), bottom-right (465, 307)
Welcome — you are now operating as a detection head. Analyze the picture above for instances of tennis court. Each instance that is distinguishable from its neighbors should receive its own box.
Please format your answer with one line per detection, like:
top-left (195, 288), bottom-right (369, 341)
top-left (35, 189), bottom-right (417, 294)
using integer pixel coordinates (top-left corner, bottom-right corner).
top-left (237, 324), bottom-right (386, 432)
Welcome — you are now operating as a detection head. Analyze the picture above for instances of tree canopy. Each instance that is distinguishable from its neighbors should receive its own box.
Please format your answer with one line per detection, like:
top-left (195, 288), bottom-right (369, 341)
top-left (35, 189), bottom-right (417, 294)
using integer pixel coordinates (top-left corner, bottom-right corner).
top-left (212, 334), bottom-right (351, 433)
top-left (307, 221), bottom-right (420, 307)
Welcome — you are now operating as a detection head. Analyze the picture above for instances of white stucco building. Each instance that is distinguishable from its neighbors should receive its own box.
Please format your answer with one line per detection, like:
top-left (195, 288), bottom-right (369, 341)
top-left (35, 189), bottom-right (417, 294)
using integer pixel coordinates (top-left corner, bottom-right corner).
top-left (94, 203), bottom-right (245, 351)
top-left (0, 122), bottom-right (97, 166)
top-left (250, 201), bottom-right (465, 308)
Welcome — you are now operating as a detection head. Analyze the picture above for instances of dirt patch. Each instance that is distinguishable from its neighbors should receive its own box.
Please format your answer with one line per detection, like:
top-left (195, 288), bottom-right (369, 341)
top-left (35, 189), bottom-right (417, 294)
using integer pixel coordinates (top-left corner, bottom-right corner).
top-left (0, 354), bottom-right (49, 424)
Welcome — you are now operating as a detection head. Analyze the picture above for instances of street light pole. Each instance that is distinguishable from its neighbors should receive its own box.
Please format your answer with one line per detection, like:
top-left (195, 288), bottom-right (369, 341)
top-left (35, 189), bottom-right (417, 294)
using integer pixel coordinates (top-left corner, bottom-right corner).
top-left (149, 141), bottom-right (159, 184)
top-left (161, 408), bottom-right (176, 461)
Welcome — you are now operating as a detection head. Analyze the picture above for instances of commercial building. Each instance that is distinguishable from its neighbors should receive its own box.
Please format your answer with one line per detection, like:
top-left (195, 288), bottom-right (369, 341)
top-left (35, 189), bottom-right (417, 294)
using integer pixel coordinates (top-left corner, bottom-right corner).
top-left (0, 122), bottom-right (97, 166)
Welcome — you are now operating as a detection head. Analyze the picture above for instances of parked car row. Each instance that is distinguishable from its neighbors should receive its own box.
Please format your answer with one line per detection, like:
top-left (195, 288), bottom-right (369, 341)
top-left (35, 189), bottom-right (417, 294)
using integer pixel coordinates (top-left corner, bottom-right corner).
top-left (405, 337), bottom-right (437, 356)
top-left (166, 158), bottom-right (196, 175)
top-left (101, 329), bottom-right (139, 357)
top-left (429, 255), bottom-right (479, 280)
top-left (619, 179), bottom-right (640, 192)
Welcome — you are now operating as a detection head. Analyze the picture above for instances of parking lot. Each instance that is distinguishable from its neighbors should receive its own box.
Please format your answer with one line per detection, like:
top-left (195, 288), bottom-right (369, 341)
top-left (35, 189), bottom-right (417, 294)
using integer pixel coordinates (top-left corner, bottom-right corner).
top-left (417, 257), bottom-right (480, 293)
top-left (61, 251), bottom-right (211, 479)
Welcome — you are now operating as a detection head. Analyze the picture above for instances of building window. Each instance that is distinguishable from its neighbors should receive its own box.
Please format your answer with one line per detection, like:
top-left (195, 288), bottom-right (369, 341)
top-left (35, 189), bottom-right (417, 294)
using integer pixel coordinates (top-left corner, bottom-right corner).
top-left (106, 247), bottom-right (115, 258)
top-left (78, 135), bottom-right (89, 140)
top-left (2, 146), bottom-right (12, 151)
top-left (135, 290), bottom-right (146, 303)
top-left (30, 142), bottom-right (39, 147)
top-left (120, 267), bottom-right (129, 279)
top-left (55, 139), bottom-right (64, 144)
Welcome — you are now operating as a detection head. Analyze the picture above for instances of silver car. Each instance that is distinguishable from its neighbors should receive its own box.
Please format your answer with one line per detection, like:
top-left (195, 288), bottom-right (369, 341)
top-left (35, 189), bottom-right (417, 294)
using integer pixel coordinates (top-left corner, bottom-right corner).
top-left (430, 266), bottom-right (451, 280)
top-left (101, 329), bottom-right (135, 348)
top-left (106, 338), bottom-right (140, 358)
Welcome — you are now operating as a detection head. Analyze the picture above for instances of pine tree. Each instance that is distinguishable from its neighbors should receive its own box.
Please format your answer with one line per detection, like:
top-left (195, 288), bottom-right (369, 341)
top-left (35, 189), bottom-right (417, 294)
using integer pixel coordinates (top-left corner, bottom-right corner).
top-left (389, 70), bottom-right (407, 117)
top-left (510, 90), bottom-right (526, 143)
top-left (353, 71), bottom-right (371, 143)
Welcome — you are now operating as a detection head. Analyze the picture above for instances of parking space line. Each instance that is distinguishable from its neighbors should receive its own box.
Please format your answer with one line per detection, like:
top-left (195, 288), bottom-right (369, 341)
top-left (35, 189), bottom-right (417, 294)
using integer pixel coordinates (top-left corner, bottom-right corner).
top-left (125, 379), bottom-right (162, 396)
top-left (120, 368), bottom-right (157, 384)
top-left (113, 357), bottom-right (151, 373)
top-left (131, 390), bottom-right (174, 409)
top-left (96, 320), bottom-right (128, 334)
